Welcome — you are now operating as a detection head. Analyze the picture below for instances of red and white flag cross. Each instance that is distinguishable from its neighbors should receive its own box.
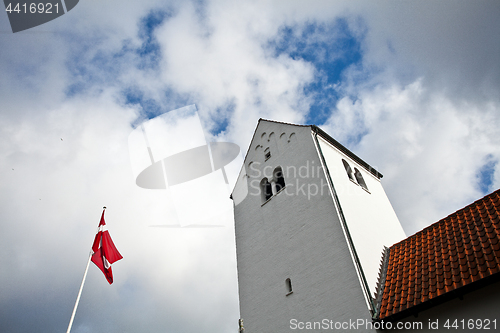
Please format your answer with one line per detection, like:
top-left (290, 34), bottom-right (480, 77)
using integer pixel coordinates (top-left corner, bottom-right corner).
top-left (91, 209), bottom-right (123, 284)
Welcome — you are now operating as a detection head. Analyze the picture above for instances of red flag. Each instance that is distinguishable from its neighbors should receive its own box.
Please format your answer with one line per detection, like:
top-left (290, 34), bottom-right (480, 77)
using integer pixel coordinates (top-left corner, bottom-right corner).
top-left (91, 209), bottom-right (123, 284)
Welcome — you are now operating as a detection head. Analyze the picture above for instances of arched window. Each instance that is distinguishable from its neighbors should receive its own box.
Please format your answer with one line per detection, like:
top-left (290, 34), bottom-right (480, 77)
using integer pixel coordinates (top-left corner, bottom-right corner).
top-left (342, 159), bottom-right (355, 182)
top-left (354, 168), bottom-right (368, 191)
top-left (274, 166), bottom-right (285, 192)
top-left (285, 278), bottom-right (293, 295)
top-left (260, 178), bottom-right (272, 203)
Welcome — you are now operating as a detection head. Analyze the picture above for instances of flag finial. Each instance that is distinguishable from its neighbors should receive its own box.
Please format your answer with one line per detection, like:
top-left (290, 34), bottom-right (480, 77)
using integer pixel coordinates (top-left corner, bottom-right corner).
top-left (103, 206), bottom-right (106, 210)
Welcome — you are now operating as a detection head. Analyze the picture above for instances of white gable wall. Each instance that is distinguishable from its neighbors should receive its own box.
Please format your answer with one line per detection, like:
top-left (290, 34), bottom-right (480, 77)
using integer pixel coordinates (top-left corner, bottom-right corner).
top-left (315, 134), bottom-right (406, 297)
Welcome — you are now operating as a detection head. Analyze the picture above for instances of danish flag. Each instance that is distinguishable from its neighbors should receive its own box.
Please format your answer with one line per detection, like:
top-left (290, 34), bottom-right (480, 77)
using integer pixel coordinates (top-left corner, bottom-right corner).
top-left (91, 209), bottom-right (123, 284)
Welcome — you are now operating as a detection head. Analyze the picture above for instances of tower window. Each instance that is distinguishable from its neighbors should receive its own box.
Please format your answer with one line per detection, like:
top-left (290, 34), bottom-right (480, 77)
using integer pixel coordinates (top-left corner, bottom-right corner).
top-left (354, 168), bottom-right (368, 191)
top-left (260, 178), bottom-right (273, 203)
top-left (260, 166), bottom-right (286, 205)
top-left (342, 159), bottom-right (355, 182)
top-left (285, 278), bottom-right (293, 295)
top-left (274, 166), bottom-right (285, 192)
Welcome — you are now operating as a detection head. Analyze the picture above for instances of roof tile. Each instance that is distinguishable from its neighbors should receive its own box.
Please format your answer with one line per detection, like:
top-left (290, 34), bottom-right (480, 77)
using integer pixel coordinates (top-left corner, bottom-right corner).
top-left (376, 189), bottom-right (500, 320)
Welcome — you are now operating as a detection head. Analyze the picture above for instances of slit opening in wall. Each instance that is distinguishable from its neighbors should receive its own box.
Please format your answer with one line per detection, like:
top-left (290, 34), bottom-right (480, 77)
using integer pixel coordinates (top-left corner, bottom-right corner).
top-left (286, 278), bottom-right (293, 296)
top-left (274, 166), bottom-right (285, 192)
top-left (354, 167), bottom-right (369, 191)
top-left (260, 178), bottom-right (273, 203)
top-left (342, 159), bottom-right (355, 182)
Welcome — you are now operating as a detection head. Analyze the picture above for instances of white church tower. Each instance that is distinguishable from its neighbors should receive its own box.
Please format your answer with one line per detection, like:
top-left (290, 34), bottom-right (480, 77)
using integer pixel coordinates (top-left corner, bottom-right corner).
top-left (231, 119), bottom-right (406, 332)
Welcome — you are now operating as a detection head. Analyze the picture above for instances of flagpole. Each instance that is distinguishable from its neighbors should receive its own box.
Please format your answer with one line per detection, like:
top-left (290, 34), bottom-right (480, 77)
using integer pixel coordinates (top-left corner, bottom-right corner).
top-left (66, 207), bottom-right (106, 333)
top-left (66, 252), bottom-right (92, 333)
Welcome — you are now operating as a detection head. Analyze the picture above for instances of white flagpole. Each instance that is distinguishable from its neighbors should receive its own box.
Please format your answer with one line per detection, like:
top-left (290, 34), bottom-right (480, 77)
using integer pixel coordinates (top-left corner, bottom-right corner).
top-left (66, 252), bottom-right (92, 333)
top-left (66, 207), bottom-right (105, 333)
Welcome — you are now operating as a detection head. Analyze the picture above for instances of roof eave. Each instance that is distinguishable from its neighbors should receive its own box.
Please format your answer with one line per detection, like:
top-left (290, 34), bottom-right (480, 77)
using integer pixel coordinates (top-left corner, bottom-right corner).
top-left (377, 272), bottom-right (500, 322)
top-left (311, 125), bottom-right (383, 179)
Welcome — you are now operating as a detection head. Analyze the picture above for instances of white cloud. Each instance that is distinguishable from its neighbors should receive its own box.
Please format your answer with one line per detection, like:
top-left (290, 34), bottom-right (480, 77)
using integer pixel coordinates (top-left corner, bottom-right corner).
top-left (0, 91), bottom-right (240, 332)
top-left (155, 1), bottom-right (315, 135)
top-left (323, 79), bottom-right (500, 234)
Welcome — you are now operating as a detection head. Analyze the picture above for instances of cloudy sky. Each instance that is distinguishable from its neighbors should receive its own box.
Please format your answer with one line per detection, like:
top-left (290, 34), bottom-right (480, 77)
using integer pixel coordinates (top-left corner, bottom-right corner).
top-left (1, 1), bottom-right (500, 332)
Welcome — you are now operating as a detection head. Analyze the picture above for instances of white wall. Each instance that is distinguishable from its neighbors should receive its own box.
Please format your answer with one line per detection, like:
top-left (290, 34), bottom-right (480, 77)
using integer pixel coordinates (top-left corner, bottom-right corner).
top-left (316, 135), bottom-right (406, 297)
top-left (384, 281), bottom-right (500, 332)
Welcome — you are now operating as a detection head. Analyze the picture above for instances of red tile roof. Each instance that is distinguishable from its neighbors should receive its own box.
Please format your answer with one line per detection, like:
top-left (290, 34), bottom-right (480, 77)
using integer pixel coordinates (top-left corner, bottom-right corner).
top-left (376, 189), bottom-right (500, 321)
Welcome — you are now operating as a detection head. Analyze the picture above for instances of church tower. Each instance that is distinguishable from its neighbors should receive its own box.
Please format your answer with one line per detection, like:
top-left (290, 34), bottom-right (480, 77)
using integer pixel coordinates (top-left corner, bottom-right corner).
top-left (231, 119), bottom-right (406, 332)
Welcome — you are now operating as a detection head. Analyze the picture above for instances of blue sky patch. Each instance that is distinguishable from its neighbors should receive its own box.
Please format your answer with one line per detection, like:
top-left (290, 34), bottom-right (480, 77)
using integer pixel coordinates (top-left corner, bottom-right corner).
top-left (64, 9), bottom-right (173, 98)
top-left (477, 155), bottom-right (497, 194)
top-left (209, 100), bottom-right (236, 136)
top-left (269, 18), bottom-right (365, 125)
top-left (124, 88), bottom-right (186, 118)
top-left (136, 9), bottom-right (173, 70)
top-left (125, 86), bottom-right (198, 128)
top-left (124, 87), bottom-right (163, 120)
top-left (63, 34), bottom-right (117, 97)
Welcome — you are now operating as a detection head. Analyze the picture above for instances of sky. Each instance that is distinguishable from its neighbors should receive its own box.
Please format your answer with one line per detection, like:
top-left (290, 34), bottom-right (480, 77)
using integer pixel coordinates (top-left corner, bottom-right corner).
top-left (1, 1), bottom-right (500, 332)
